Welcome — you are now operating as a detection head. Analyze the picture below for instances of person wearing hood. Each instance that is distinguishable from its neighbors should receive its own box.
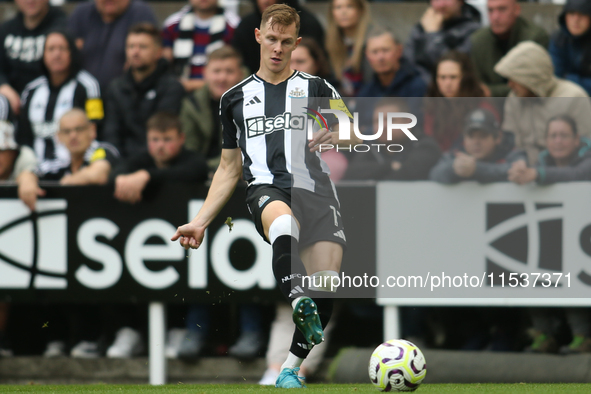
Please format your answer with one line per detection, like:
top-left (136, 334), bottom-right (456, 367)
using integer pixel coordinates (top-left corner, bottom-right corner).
top-left (470, 0), bottom-right (548, 97)
top-left (232, 0), bottom-right (325, 75)
top-left (494, 41), bottom-right (591, 165)
top-left (103, 23), bottom-right (185, 158)
top-left (430, 108), bottom-right (526, 183)
top-left (404, 0), bottom-right (481, 83)
top-left (0, 0), bottom-right (66, 115)
top-left (549, 0), bottom-right (591, 96)
top-left (357, 27), bottom-right (427, 98)
top-left (16, 29), bottom-right (103, 174)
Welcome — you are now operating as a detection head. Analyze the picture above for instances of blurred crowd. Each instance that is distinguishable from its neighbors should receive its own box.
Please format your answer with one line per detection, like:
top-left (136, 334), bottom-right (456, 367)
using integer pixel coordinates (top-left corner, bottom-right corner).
top-left (1, 0), bottom-right (591, 383)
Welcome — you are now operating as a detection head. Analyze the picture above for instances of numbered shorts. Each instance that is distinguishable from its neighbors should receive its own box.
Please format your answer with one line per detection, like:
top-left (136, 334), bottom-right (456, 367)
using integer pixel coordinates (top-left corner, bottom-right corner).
top-left (245, 184), bottom-right (347, 250)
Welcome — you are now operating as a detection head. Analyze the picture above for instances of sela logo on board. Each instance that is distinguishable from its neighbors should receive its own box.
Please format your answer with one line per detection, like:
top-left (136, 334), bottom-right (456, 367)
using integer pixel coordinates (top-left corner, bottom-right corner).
top-left (0, 200), bottom-right (274, 291)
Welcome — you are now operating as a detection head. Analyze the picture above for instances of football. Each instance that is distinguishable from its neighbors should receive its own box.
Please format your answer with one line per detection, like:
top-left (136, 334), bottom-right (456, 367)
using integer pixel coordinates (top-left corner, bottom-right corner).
top-left (368, 339), bottom-right (427, 391)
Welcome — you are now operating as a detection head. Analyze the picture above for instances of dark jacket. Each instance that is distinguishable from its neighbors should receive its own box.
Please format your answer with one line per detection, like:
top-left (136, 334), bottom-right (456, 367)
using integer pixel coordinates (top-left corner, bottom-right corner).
top-left (404, 3), bottom-right (481, 83)
top-left (180, 85), bottom-right (222, 172)
top-left (344, 135), bottom-right (441, 181)
top-left (103, 59), bottom-right (185, 158)
top-left (471, 16), bottom-right (549, 97)
top-left (429, 131), bottom-right (527, 183)
top-left (536, 136), bottom-right (591, 184)
top-left (68, 0), bottom-right (158, 93)
top-left (549, 0), bottom-right (591, 96)
top-left (0, 6), bottom-right (67, 93)
top-left (112, 147), bottom-right (208, 196)
top-left (357, 59), bottom-right (427, 98)
top-left (232, 0), bottom-right (325, 74)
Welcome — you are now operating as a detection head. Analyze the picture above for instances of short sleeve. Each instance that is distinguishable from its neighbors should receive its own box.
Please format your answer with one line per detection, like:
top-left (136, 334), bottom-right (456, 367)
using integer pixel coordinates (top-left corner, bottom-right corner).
top-left (90, 143), bottom-right (120, 167)
top-left (317, 78), bottom-right (353, 129)
top-left (220, 93), bottom-right (238, 149)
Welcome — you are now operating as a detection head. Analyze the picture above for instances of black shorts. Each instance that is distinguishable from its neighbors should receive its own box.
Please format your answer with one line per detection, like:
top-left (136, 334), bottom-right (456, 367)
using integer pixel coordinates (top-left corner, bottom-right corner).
top-left (245, 184), bottom-right (347, 249)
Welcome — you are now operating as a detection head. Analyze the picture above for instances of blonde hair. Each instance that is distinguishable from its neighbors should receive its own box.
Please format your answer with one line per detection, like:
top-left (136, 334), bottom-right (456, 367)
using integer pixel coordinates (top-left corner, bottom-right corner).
top-left (261, 4), bottom-right (301, 36)
top-left (325, 0), bottom-right (370, 79)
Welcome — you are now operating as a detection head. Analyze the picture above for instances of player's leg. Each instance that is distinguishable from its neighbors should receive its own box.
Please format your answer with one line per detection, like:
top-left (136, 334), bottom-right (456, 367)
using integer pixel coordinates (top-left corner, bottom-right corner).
top-left (261, 202), bottom-right (324, 344)
top-left (261, 201), bottom-right (324, 388)
top-left (299, 240), bottom-right (342, 336)
top-left (276, 241), bottom-right (343, 388)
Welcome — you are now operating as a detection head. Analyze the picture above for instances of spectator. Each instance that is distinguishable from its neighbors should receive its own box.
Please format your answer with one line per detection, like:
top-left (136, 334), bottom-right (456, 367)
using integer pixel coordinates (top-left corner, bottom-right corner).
top-left (0, 94), bottom-right (38, 213)
top-left (549, 0), bottom-right (591, 96)
top-left (495, 41), bottom-right (591, 165)
top-left (508, 115), bottom-right (591, 354)
top-left (291, 37), bottom-right (339, 89)
top-left (326, 0), bottom-right (372, 96)
top-left (358, 27), bottom-right (426, 98)
top-left (180, 45), bottom-right (245, 174)
top-left (113, 112), bottom-right (208, 205)
top-left (429, 108), bottom-right (526, 183)
top-left (471, 0), bottom-right (549, 97)
top-left (0, 0), bottom-right (66, 113)
top-left (17, 29), bottom-right (103, 175)
top-left (233, 0), bottom-right (325, 75)
top-left (37, 108), bottom-right (119, 184)
top-left (405, 0), bottom-right (481, 83)
top-left (508, 115), bottom-right (591, 184)
top-left (424, 51), bottom-right (492, 152)
top-left (162, 0), bottom-right (239, 92)
top-left (103, 23), bottom-right (185, 158)
top-left (68, 0), bottom-right (157, 93)
top-left (344, 98), bottom-right (440, 181)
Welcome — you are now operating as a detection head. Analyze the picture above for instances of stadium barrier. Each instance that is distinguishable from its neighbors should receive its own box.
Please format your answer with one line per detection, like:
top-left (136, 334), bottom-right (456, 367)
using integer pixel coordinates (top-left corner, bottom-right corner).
top-left (1, 182), bottom-right (589, 383)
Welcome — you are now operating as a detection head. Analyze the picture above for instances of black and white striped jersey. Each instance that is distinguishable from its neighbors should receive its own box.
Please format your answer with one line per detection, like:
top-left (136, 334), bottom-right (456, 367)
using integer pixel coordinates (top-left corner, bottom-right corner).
top-left (0, 93), bottom-right (11, 123)
top-left (220, 71), bottom-right (343, 198)
top-left (17, 70), bottom-right (103, 173)
top-left (37, 140), bottom-right (119, 181)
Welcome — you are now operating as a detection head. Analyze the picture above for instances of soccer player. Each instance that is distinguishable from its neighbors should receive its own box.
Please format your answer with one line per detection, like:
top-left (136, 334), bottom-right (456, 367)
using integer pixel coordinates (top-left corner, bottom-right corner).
top-left (171, 3), bottom-right (358, 389)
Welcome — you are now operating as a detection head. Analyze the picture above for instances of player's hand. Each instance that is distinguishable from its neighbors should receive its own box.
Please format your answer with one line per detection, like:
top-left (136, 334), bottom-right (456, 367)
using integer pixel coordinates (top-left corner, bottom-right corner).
top-left (309, 128), bottom-right (336, 152)
top-left (453, 152), bottom-right (477, 178)
top-left (114, 170), bottom-right (150, 204)
top-left (171, 223), bottom-right (206, 250)
top-left (421, 7), bottom-right (444, 33)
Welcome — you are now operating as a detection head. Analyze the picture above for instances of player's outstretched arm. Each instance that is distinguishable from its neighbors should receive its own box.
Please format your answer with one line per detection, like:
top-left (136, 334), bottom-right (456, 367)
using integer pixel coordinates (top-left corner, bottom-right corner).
top-left (171, 147), bottom-right (243, 249)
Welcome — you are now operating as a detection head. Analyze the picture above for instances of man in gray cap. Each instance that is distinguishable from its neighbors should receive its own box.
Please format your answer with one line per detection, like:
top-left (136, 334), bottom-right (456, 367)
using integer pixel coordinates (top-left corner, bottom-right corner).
top-left (429, 108), bottom-right (526, 183)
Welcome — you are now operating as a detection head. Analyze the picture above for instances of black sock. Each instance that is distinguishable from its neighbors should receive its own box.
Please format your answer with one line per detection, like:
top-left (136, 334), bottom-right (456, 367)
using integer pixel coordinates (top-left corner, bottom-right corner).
top-left (272, 235), bottom-right (308, 303)
top-left (289, 292), bottom-right (335, 358)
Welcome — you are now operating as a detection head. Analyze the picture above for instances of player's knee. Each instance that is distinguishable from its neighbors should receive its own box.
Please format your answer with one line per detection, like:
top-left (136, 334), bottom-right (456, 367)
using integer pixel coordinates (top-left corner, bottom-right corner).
top-left (269, 214), bottom-right (299, 244)
top-left (307, 270), bottom-right (339, 293)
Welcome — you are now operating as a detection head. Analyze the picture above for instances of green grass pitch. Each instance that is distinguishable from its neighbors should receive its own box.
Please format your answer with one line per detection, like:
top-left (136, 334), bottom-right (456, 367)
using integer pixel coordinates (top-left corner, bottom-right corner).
top-left (2, 384), bottom-right (591, 393)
